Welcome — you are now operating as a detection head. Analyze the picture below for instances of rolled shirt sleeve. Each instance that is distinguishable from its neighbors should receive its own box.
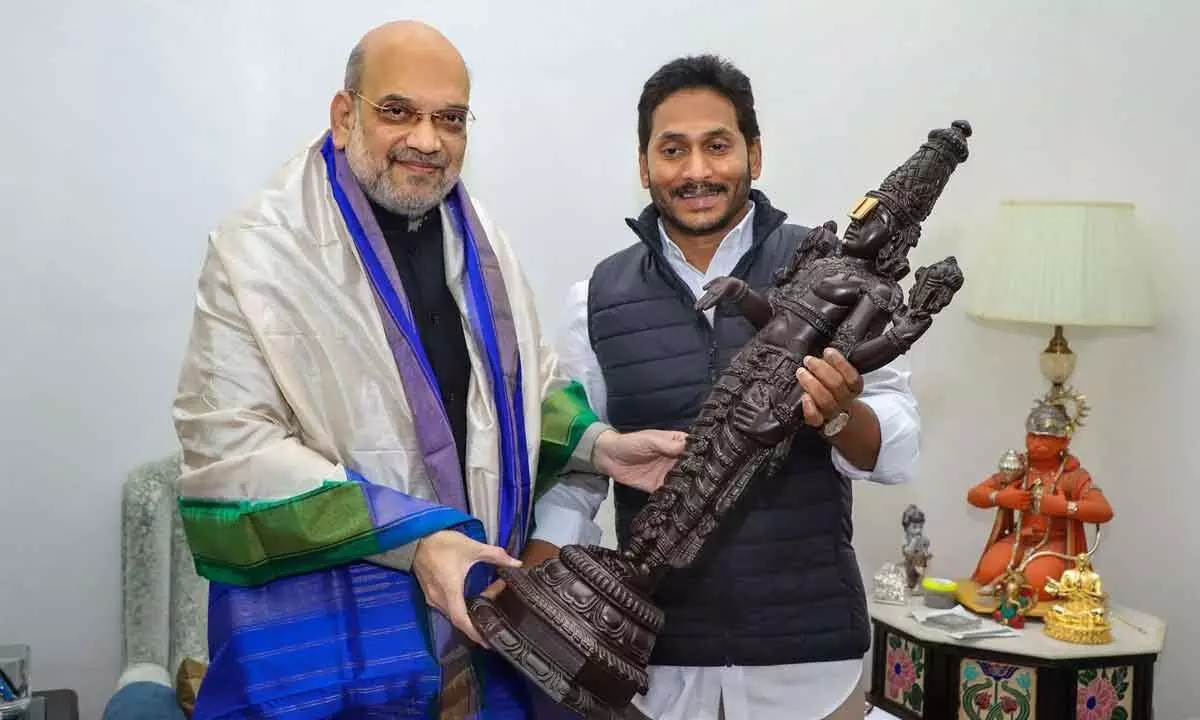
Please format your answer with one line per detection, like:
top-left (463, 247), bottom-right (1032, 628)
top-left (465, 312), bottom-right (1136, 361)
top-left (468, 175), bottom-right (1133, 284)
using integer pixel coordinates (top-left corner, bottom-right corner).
top-left (830, 354), bottom-right (920, 484)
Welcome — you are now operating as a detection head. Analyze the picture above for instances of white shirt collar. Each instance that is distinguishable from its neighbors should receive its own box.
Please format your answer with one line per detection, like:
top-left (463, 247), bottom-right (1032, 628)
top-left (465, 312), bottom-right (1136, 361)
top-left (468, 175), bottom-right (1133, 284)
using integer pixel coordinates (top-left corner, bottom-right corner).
top-left (657, 201), bottom-right (756, 273)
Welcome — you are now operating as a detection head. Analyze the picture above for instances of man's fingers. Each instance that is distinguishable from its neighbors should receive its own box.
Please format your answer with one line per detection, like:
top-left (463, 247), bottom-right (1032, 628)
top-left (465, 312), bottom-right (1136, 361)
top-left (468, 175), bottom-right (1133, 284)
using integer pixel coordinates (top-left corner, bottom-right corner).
top-left (802, 355), bottom-right (844, 392)
top-left (800, 394), bottom-right (823, 427)
top-left (447, 594), bottom-right (487, 647)
top-left (803, 355), bottom-right (853, 407)
top-left (476, 543), bottom-right (523, 569)
top-left (653, 430), bottom-right (687, 456)
top-left (822, 348), bottom-right (862, 394)
top-left (797, 362), bottom-right (838, 415)
top-left (481, 579), bottom-right (506, 600)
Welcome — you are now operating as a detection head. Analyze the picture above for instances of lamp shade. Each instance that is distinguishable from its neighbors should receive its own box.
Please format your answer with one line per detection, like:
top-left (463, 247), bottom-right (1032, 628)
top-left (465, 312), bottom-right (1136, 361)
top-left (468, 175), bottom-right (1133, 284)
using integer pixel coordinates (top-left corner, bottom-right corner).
top-left (965, 201), bottom-right (1157, 327)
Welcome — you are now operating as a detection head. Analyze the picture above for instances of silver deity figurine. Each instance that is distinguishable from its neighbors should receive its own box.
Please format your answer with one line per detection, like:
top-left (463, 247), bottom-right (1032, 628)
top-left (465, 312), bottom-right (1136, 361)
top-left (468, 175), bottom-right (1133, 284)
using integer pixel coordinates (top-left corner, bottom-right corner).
top-left (901, 504), bottom-right (932, 591)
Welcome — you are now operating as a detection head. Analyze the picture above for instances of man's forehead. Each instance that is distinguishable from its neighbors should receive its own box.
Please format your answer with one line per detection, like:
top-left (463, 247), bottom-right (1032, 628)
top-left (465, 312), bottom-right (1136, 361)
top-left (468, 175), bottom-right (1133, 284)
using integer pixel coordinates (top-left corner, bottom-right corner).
top-left (362, 44), bottom-right (469, 105)
top-left (651, 89), bottom-right (740, 141)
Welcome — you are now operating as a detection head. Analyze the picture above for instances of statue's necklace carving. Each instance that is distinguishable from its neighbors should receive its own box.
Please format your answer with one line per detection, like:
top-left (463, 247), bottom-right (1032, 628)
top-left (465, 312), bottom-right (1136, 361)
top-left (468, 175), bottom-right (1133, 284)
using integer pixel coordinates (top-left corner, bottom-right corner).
top-left (1007, 455), bottom-right (1068, 572)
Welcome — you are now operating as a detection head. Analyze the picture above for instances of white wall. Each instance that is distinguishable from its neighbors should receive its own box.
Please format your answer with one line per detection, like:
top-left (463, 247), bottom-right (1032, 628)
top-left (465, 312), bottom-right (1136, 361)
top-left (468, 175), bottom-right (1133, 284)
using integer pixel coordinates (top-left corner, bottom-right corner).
top-left (0, 1), bottom-right (1195, 717)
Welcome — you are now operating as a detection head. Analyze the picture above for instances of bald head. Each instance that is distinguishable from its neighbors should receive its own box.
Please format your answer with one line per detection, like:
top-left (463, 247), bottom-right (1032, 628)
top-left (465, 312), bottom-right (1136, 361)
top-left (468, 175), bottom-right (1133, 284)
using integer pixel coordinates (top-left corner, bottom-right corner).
top-left (344, 20), bottom-right (468, 95)
top-left (331, 20), bottom-right (472, 218)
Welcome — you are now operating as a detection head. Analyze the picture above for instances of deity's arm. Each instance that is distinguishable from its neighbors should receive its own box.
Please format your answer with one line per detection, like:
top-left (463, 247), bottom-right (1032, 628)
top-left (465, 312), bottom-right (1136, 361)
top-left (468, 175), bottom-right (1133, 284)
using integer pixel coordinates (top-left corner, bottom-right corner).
top-left (847, 307), bottom-right (930, 375)
top-left (966, 473), bottom-right (1008, 508)
top-left (1042, 469), bottom-right (1114, 523)
top-left (694, 277), bottom-right (774, 330)
top-left (729, 285), bottom-right (775, 329)
top-left (823, 284), bottom-right (880, 348)
top-left (1073, 473), bottom-right (1114, 523)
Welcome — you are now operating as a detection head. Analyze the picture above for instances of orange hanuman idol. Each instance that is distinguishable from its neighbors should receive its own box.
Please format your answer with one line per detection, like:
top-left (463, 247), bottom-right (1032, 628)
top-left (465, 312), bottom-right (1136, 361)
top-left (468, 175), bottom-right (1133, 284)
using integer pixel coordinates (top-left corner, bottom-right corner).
top-left (966, 389), bottom-right (1113, 603)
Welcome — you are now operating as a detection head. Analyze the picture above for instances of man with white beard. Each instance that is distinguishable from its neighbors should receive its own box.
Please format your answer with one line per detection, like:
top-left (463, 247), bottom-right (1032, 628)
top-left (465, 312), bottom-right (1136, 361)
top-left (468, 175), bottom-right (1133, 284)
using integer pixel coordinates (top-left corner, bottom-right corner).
top-left (171, 20), bottom-right (683, 719)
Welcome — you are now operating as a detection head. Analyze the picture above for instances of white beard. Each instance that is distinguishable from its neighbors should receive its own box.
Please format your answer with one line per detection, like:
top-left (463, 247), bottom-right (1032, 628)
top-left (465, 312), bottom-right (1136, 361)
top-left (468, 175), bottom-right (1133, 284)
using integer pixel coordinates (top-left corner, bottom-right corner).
top-left (344, 118), bottom-right (458, 218)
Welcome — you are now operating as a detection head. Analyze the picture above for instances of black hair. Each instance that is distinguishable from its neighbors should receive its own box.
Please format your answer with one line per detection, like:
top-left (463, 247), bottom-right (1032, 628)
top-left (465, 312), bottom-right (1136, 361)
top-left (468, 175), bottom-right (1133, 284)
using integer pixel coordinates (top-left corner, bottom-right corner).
top-left (637, 54), bottom-right (760, 153)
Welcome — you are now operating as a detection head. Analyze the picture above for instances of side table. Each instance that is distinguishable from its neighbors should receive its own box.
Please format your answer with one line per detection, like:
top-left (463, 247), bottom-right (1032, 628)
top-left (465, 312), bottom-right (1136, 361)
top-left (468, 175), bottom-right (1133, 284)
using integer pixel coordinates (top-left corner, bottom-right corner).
top-left (866, 599), bottom-right (1164, 719)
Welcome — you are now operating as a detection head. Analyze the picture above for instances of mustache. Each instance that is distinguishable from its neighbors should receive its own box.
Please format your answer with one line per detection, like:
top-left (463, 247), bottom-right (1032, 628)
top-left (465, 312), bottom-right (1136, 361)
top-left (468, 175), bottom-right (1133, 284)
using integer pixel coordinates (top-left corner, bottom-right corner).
top-left (672, 182), bottom-right (727, 199)
top-left (388, 149), bottom-right (448, 168)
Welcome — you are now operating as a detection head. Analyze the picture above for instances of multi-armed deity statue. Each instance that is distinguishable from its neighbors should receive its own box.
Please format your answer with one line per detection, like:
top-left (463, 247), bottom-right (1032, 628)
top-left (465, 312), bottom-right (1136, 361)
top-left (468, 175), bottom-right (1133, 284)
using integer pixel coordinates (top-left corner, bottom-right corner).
top-left (958, 387), bottom-right (1114, 625)
top-left (466, 121), bottom-right (973, 719)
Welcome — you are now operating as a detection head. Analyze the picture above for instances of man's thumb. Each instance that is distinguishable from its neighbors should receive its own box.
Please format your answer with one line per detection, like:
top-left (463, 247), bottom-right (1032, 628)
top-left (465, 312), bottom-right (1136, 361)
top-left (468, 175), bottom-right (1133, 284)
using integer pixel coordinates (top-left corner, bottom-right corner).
top-left (658, 431), bottom-right (687, 456)
top-left (478, 544), bottom-right (523, 568)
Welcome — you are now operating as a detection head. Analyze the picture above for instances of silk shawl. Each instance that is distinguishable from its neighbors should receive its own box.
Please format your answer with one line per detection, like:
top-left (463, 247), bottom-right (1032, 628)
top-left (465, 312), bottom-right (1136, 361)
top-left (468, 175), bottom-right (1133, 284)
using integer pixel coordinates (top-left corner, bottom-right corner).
top-left (172, 132), bottom-right (596, 718)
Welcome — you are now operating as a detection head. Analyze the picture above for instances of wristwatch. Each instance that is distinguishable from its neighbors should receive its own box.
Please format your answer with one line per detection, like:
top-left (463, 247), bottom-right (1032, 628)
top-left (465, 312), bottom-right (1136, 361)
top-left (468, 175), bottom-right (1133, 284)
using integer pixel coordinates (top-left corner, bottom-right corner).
top-left (822, 409), bottom-right (851, 437)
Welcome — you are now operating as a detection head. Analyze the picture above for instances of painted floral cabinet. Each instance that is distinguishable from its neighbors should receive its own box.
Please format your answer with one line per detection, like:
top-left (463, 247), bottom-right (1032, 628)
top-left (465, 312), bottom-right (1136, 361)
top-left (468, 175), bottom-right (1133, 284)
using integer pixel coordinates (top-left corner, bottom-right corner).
top-left (866, 600), bottom-right (1163, 719)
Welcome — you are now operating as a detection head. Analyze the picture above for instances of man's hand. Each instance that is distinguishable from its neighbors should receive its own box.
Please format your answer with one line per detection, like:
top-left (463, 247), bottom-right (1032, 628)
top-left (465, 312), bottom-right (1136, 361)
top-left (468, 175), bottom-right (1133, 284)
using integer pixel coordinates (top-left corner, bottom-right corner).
top-left (794, 348), bottom-right (864, 427)
top-left (479, 539), bottom-right (562, 601)
top-left (411, 529), bottom-right (521, 647)
top-left (593, 429), bottom-right (687, 493)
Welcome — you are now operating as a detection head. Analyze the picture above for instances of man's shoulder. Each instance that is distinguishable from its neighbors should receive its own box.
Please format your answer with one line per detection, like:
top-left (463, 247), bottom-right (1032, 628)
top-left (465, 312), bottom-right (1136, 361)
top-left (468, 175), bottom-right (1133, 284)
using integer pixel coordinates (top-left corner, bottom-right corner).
top-left (592, 241), bottom-right (650, 279)
top-left (209, 135), bottom-right (328, 254)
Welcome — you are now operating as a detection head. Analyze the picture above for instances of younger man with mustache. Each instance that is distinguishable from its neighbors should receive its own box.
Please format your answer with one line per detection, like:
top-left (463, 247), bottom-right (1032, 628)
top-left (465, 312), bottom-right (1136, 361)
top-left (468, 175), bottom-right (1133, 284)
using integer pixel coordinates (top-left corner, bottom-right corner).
top-left (529, 55), bottom-right (922, 719)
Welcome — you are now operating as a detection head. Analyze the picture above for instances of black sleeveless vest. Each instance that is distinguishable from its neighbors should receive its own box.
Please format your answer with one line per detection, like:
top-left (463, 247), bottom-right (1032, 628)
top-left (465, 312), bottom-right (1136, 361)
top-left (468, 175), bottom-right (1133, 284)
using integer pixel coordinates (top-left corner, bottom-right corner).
top-left (587, 191), bottom-right (870, 666)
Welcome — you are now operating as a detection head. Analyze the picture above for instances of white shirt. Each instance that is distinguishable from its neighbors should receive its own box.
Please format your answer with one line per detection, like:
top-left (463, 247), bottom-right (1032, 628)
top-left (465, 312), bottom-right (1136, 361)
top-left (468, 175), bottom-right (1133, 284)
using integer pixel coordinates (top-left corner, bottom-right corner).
top-left (533, 203), bottom-right (921, 720)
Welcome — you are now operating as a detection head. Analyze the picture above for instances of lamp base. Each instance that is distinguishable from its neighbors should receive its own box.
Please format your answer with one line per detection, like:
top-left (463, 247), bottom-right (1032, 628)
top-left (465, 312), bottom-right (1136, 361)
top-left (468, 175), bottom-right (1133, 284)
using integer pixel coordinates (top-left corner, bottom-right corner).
top-left (1039, 324), bottom-right (1076, 391)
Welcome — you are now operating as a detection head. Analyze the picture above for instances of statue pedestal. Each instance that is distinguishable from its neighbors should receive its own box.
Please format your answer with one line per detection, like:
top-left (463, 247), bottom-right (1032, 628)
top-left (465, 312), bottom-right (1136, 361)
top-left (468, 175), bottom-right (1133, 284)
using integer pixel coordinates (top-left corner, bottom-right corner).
top-left (468, 545), bottom-right (663, 719)
top-left (865, 598), bottom-right (1164, 720)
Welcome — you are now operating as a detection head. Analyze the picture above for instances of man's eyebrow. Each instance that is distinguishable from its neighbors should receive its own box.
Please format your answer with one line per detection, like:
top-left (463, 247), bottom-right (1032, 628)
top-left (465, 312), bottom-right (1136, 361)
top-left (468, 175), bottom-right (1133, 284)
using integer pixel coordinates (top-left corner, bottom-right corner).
top-left (655, 127), bottom-right (734, 142)
top-left (374, 93), bottom-right (469, 111)
top-left (374, 93), bottom-right (414, 104)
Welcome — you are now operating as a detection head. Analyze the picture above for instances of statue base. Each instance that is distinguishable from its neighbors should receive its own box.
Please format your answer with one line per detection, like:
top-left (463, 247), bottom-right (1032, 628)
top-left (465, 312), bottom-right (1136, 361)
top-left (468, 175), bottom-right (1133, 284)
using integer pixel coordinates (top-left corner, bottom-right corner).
top-left (467, 545), bottom-right (665, 719)
top-left (1043, 614), bottom-right (1113, 645)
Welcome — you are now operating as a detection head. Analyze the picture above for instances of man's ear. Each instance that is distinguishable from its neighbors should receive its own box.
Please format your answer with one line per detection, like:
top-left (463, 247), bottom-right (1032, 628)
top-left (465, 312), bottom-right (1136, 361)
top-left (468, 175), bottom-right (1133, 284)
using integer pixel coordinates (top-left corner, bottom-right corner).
top-left (330, 91), bottom-right (354, 149)
top-left (748, 137), bottom-right (763, 180)
top-left (638, 151), bottom-right (650, 189)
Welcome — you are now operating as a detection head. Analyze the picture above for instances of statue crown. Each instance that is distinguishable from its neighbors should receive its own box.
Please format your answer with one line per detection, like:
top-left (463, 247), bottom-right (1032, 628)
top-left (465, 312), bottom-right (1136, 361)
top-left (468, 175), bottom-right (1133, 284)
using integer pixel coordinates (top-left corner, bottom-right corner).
top-left (1025, 386), bottom-right (1090, 437)
top-left (866, 119), bottom-right (973, 228)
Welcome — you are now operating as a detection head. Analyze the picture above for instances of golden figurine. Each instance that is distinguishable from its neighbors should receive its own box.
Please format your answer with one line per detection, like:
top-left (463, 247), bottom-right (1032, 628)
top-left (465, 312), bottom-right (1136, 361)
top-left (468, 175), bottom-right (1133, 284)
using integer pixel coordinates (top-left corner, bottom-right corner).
top-left (1042, 552), bottom-right (1113, 644)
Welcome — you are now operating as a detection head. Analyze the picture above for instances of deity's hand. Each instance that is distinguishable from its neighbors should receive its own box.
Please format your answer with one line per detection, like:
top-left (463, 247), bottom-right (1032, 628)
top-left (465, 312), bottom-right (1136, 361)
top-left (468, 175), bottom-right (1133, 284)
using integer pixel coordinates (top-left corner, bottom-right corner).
top-left (794, 348), bottom-right (864, 427)
top-left (731, 383), bottom-right (788, 444)
top-left (893, 309), bottom-right (934, 348)
top-left (412, 529), bottom-right (522, 647)
top-left (810, 220), bottom-right (840, 246)
top-left (695, 277), bottom-right (749, 312)
top-left (1038, 491), bottom-right (1070, 517)
top-left (995, 485), bottom-right (1033, 512)
top-left (593, 428), bottom-right (687, 493)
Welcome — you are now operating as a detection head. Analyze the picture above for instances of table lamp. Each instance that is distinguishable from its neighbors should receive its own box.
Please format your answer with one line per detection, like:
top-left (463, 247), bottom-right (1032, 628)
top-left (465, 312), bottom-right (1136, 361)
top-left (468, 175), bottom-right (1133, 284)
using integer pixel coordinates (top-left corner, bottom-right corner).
top-left (964, 200), bottom-right (1157, 394)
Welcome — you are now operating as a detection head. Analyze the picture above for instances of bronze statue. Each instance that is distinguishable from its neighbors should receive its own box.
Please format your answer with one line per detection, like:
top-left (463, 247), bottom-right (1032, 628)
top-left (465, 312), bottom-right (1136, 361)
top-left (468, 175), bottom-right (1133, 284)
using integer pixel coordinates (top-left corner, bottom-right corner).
top-left (467, 120), bottom-right (974, 719)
